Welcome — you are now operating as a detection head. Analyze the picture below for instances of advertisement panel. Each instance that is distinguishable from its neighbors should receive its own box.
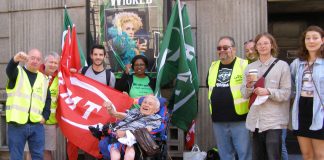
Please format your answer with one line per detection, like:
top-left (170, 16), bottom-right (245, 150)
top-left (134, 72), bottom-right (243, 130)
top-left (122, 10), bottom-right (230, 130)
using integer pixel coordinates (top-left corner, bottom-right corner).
top-left (101, 0), bottom-right (165, 75)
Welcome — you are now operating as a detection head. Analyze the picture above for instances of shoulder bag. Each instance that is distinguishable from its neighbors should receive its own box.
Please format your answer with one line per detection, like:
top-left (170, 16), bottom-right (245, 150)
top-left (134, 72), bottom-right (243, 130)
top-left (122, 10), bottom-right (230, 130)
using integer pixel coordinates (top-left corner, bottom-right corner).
top-left (248, 59), bottom-right (279, 108)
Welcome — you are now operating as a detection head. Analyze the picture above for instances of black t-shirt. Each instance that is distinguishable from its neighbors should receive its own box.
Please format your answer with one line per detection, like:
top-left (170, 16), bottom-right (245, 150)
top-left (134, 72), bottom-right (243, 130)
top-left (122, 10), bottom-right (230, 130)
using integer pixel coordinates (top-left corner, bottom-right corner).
top-left (210, 58), bottom-right (247, 122)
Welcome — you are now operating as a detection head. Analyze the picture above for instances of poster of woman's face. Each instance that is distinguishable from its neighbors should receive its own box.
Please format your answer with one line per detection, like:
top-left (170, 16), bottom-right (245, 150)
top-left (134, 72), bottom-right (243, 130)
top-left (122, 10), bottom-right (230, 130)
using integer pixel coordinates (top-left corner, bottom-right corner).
top-left (103, 0), bottom-right (164, 73)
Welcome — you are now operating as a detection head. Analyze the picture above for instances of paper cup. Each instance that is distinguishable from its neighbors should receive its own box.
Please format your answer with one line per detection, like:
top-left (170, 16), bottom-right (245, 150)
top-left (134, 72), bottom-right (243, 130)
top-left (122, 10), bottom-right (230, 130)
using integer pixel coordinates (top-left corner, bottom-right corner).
top-left (249, 69), bottom-right (258, 82)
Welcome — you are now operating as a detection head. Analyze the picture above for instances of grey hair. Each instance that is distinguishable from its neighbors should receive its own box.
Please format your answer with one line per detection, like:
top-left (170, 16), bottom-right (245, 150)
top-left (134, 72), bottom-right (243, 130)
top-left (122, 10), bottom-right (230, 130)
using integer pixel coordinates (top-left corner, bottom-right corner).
top-left (45, 51), bottom-right (60, 62)
top-left (218, 36), bottom-right (236, 47)
top-left (144, 95), bottom-right (160, 110)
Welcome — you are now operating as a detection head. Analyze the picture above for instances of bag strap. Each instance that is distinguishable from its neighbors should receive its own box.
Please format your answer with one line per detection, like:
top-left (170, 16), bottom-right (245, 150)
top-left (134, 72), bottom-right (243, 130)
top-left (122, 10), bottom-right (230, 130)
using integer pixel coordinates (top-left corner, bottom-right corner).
top-left (262, 58), bottom-right (279, 78)
top-left (191, 144), bottom-right (201, 152)
top-left (81, 66), bottom-right (89, 75)
top-left (307, 62), bottom-right (324, 110)
top-left (106, 69), bottom-right (111, 86)
top-left (113, 114), bottom-right (144, 131)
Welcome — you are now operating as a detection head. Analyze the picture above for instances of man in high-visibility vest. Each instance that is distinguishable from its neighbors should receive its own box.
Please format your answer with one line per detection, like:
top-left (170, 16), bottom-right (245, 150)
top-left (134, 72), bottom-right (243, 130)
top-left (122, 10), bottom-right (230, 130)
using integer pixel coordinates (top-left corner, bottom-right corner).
top-left (41, 52), bottom-right (60, 160)
top-left (25, 52), bottom-right (60, 160)
top-left (6, 49), bottom-right (51, 160)
top-left (207, 36), bottom-right (251, 160)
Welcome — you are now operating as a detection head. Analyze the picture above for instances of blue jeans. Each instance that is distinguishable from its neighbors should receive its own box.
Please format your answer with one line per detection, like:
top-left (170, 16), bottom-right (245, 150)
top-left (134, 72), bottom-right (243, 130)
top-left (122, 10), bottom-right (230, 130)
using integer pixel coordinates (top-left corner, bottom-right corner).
top-left (8, 123), bottom-right (45, 160)
top-left (212, 121), bottom-right (252, 160)
top-left (281, 129), bottom-right (288, 160)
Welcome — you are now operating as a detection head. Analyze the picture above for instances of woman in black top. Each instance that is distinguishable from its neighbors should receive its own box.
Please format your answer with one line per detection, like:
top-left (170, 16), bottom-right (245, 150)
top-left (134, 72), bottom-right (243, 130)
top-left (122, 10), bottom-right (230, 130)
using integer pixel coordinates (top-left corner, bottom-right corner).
top-left (116, 55), bottom-right (155, 108)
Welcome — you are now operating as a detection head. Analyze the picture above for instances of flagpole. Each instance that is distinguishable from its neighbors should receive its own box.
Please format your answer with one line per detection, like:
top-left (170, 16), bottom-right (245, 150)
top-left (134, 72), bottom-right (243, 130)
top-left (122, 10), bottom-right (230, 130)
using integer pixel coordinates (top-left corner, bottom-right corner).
top-left (177, 0), bottom-right (185, 42)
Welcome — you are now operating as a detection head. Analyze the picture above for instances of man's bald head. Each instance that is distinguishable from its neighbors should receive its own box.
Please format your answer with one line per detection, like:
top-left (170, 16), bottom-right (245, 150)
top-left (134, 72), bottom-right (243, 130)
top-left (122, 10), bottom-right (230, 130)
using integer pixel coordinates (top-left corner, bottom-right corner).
top-left (26, 48), bottom-right (42, 73)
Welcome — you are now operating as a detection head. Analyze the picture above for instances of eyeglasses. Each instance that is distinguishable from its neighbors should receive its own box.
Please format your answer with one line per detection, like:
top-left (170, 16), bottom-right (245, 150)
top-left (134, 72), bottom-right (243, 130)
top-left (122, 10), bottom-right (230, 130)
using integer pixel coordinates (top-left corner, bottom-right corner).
top-left (134, 63), bottom-right (145, 67)
top-left (256, 42), bottom-right (270, 47)
top-left (29, 56), bottom-right (41, 62)
top-left (217, 45), bottom-right (231, 51)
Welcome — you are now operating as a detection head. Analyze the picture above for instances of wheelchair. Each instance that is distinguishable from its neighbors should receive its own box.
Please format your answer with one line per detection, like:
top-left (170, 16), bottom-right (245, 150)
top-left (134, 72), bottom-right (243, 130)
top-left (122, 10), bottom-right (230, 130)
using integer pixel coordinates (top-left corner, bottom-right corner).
top-left (91, 96), bottom-right (170, 160)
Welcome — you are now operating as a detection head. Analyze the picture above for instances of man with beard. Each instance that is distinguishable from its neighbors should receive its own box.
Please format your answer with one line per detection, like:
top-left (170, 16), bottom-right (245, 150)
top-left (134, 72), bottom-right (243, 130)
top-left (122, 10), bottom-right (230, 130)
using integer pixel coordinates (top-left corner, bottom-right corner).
top-left (67, 44), bottom-right (116, 159)
top-left (206, 36), bottom-right (251, 160)
top-left (244, 39), bottom-right (258, 63)
top-left (81, 44), bottom-right (116, 87)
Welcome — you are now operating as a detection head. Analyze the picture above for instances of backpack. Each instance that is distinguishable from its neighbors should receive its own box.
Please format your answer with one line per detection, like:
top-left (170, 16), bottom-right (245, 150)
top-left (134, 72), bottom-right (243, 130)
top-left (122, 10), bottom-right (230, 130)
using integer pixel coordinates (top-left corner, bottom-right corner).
top-left (81, 66), bottom-right (111, 86)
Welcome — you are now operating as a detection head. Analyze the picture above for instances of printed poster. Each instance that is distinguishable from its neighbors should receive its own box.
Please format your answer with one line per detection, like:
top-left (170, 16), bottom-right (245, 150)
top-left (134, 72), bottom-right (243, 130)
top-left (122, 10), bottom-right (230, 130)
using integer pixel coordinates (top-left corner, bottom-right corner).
top-left (101, 0), bottom-right (165, 75)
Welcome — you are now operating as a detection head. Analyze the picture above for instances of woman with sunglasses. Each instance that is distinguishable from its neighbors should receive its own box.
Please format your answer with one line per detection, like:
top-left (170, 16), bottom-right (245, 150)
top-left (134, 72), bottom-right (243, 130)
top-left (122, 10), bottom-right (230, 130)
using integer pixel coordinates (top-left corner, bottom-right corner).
top-left (241, 33), bottom-right (291, 160)
top-left (115, 55), bottom-right (155, 109)
top-left (290, 26), bottom-right (324, 160)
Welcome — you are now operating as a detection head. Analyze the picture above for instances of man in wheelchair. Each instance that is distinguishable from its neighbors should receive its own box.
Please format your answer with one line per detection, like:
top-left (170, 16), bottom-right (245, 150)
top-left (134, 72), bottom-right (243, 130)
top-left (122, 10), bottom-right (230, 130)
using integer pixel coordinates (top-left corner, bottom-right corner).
top-left (90, 95), bottom-right (165, 160)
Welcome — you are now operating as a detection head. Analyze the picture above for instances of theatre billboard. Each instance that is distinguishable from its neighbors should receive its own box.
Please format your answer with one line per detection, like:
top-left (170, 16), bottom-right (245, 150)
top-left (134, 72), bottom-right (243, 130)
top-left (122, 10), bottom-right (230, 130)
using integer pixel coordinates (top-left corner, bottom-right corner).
top-left (100, 0), bottom-right (164, 74)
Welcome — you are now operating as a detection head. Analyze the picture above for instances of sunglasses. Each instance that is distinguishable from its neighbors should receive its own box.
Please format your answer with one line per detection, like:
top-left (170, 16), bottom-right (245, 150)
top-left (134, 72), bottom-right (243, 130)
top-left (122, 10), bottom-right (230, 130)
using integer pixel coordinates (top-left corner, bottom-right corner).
top-left (217, 45), bottom-right (231, 51)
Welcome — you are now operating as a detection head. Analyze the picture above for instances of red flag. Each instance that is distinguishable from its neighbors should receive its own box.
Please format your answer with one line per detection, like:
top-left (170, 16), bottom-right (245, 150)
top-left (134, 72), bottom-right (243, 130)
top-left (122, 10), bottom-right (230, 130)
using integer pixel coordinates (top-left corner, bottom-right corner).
top-left (69, 25), bottom-right (82, 70)
top-left (185, 120), bottom-right (195, 150)
top-left (57, 25), bottom-right (133, 158)
top-left (60, 25), bottom-right (82, 70)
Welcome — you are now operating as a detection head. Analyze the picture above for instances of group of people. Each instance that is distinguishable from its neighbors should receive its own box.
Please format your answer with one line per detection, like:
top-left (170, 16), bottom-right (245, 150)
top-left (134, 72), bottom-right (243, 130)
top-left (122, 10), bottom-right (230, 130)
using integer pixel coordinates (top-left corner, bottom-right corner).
top-left (5, 11), bottom-right (153, 160)
top-left (5, 42), bottom-right (157, 160)
top-left (208, 25), bottom-right (324, 160)
top-left (4, 18), bottom-right (324, 160)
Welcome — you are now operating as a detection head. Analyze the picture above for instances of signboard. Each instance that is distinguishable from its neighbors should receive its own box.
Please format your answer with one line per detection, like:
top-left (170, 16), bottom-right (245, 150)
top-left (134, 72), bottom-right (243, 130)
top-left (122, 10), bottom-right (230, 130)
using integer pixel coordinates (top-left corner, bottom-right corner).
top-left (101, 0), bottom-right (165, 74)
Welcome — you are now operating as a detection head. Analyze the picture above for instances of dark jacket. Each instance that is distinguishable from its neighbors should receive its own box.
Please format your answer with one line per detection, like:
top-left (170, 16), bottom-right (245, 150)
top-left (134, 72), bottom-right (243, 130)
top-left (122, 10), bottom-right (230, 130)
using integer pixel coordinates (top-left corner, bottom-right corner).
top-left (115, 73), bottom-right (156, 94)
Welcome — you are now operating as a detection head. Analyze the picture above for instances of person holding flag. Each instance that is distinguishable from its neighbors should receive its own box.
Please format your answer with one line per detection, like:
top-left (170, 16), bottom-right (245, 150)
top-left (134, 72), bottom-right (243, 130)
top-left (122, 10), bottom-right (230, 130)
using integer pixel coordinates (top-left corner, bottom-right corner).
top-left (40, 52), bottom-right (60, 160)
top-left (6, 49), bottom-right (51, 160)
top-left (207, 36), bottom-right (251, 160)
top-left (60, 24), bottom-right (134, 159)
top-left (69, 44), bottom-right (116, 159)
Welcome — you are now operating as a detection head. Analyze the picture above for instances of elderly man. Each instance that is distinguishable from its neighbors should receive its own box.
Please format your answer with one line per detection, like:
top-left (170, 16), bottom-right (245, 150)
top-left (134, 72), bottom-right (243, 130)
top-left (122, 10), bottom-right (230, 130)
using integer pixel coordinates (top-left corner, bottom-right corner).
top-left (207, 36), bottom-right (252, 160)
top-left (6, 49), bottom-right (51, 160)
top-left (26, 52), bottom-right (60, 160)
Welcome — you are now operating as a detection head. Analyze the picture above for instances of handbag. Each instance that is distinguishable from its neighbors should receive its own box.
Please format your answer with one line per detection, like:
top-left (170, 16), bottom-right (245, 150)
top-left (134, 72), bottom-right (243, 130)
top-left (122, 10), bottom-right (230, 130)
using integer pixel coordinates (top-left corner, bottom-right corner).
top-left (248, 77), bottom-right (265, 108)
top-left (248, 59), bottom-right (279, 108)
top-left (183, 144), bottom-right (207, 160)
top-left (132, 128), bottom-right (160, 156)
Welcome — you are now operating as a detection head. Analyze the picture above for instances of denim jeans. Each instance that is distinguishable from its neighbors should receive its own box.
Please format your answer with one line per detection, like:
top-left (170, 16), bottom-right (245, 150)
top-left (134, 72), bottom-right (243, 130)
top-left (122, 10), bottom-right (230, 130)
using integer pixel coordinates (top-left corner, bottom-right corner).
top-left (281, 129), bottom-right (288, 160)
top-left (212, 121), bottom-right (252, 160)
top-left (8, 123), bottom-right (45, 160)
top-left (252, 129), bottom-right (282, 160)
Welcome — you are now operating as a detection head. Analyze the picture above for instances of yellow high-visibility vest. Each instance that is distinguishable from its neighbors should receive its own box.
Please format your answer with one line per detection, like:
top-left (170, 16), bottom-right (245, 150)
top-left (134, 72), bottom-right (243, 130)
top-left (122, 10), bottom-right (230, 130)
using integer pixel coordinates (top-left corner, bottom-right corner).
top-left (6, 66), bottom-right (49, 124)
top-left (46, 76), bottom-right (58, 125)
top-left (208, 57), bottom-right (249, 115)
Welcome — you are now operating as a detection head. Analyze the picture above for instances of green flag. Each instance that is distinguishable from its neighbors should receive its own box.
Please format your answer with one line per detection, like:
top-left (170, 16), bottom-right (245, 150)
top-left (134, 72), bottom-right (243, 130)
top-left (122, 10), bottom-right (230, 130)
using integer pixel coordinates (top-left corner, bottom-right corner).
top-left (63, 7), bottom-right (87, 67)
top-left (155, 0), bottom-right (199, 131)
